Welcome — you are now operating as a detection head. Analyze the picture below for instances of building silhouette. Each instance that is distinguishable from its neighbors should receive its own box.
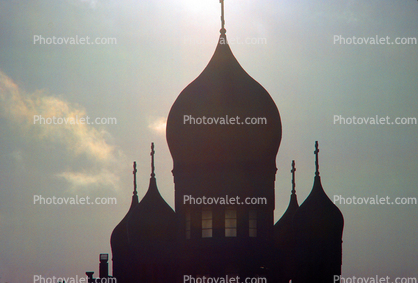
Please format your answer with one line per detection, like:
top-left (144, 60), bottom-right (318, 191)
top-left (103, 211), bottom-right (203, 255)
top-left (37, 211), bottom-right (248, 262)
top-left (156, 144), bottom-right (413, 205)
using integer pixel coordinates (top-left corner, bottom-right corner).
top-left (86, 1), bottom-right (344, 282)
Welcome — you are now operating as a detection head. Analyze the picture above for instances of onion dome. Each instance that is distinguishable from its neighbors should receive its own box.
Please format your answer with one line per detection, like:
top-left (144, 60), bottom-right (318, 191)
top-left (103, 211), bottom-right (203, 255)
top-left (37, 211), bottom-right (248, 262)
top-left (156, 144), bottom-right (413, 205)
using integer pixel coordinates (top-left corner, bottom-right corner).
top-left (274, 160), bottom-right (299, 233)
top-left (293, 142), bottom-right (344, 238)
top-left (293, 141), bottom-right (344, 282)
top-left (273, 160), bottom-right (299, 282)
top-left (166, 20), bottom-right (281, 167)
top-left (126, 143), bottom-right (177, 250)
top-left (110, 162), bottom-right (139, 281)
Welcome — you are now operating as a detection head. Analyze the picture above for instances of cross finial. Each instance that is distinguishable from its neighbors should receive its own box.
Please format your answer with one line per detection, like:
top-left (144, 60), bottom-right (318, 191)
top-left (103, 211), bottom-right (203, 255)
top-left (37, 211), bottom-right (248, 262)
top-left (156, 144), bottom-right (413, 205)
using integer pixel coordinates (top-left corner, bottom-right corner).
top-left (291, 160), bottom-right (296, 194)
top-left (151, 142), bottom-right (155, 178)
top-left (133, 161), bottom-right (137, 195)
top-left (314, 141), bottom-right (320, 176)
top-left (220, 0), bottom-right (226, 34)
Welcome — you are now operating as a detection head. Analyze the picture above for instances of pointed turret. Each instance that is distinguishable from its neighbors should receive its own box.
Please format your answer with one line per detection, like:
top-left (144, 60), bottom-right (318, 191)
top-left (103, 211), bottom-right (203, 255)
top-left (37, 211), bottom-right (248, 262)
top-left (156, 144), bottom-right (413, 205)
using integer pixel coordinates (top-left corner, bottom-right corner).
top-left (293, 141), bottom-right (344, 283)
top-left (110, 162), bottom-right (139, 283)
top-left (126, 143), bottom-right (177, 283)
top-left (273, 160), bottom-right (299, 283)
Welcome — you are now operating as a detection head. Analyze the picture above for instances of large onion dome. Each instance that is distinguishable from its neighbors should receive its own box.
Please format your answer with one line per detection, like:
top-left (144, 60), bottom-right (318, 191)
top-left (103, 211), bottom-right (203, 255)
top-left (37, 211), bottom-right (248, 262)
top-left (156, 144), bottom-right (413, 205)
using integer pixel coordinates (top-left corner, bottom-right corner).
top-left (166, 30), bottom-right (281, 167)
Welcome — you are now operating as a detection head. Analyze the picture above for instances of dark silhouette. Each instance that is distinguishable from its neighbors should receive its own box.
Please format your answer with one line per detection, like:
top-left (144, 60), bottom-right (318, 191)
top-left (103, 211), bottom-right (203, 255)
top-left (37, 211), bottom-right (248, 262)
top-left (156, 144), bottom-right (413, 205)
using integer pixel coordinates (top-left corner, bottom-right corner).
top-left (86, 2), bottom-right (344, 282)
top-left (293, 142), bottom-right (344, 283)
top-left (273, 161), bottom-right (299, 283)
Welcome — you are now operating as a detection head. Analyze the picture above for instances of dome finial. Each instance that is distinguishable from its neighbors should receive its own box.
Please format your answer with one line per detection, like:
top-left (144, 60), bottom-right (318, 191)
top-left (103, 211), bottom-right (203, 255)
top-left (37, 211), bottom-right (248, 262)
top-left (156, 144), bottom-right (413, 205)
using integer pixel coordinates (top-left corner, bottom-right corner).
top-left (291, 160), bottom-right (296, 194)
top-left (151, 142), bottom-right (155, 178)
top-left (133, 161), bottom-right (138, 195)
top-left (314, 141), bottom-right (320, 176)
top-left (220, 0), bottom-right (226, 34)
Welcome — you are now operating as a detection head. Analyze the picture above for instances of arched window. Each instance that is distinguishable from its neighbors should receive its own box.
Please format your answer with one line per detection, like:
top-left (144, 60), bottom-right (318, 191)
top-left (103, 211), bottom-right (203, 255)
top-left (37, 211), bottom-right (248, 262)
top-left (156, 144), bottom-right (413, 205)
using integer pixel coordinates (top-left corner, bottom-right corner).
top-left (225, 208), bottom-right (237, 237)
top-left (202, 209), bottom-right (213, 238)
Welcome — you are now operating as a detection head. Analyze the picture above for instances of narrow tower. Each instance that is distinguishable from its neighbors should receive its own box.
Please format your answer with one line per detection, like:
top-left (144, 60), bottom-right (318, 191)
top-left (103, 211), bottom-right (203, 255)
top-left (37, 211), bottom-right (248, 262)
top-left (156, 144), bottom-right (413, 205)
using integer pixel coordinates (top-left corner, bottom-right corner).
top-left (166, 0), bottom-right (282, 279)
top-left (126, 143), bottom-right (177, 283)
top-left (110, 162), bottom-right (139, 283)
top-left (274, 160), bottom-right (299, 282)
top-left (293, 142), bottom-right (344, 283)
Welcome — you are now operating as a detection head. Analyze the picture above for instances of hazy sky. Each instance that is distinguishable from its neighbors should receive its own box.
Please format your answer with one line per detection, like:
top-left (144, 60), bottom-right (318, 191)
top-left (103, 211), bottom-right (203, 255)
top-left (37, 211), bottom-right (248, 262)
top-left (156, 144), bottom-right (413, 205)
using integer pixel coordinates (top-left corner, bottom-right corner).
top-left (0, 0), bottom-right (417, 282)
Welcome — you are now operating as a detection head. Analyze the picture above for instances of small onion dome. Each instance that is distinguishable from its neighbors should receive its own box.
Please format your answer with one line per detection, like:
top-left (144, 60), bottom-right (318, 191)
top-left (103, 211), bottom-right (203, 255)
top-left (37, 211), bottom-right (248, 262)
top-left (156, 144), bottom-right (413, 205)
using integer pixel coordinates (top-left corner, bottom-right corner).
top-left (274, 160), bottom-right (299, 238)
top-left (110, 162), bottom-right (139, 280)
top-left (166, 32), bottom-right (281, 166)
top-left (274, 189), bottom-right (299, 239)
top-left (293, 142), bottom-right (344, 283)
top-left (126, 176), bottom-right (176, 245)
top-left (293, 174), bottom-right (344, 239)
top-left (110, 192), bottom-right (138, 255)
top-left (273, 161), bottom-right (299, 282)
top-left (293, 142), bottom-right (344, 239)
top-left (126, 143), bottom-right (176, 253)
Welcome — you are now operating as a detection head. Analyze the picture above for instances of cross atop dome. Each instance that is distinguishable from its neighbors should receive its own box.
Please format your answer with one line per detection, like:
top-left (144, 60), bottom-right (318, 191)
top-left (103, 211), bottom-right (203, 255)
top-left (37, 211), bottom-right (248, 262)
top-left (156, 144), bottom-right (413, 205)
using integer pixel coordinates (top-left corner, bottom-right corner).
top-left (133, 161), bottom-right (138, 195)
top-left (291, 160), bottom-right (296, 194)
top-left (314, 141), bottom-right (320, 176)
top-left (151, 142), bottom-right (155, 178)
top-left (220, 0), bottom-right (226, 34)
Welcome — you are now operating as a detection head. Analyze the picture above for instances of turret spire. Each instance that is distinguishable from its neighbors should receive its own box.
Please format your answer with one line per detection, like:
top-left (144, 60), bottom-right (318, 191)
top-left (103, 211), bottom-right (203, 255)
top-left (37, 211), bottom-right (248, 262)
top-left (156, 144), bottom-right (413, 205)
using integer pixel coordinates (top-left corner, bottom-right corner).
top-left (220, 0), bottom-right (226, 34)
top-left (291, 160), bottom-right (296, 194)
top-left (151, 142), bottom-right (155, 178)
top-left (133, 161), bottom-right (138, 195)
top-left (314, 141), bottom-right (320, 176)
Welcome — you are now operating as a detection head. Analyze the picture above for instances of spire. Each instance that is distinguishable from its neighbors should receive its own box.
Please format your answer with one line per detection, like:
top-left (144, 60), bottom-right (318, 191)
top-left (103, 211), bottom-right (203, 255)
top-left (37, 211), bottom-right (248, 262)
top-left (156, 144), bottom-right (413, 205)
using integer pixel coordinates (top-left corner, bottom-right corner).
top-left (314, 141), bottom-right (320, 176)
top-left (220, 0), bottom-right (226, 34)
top-left (133, 161), bottom-right (138, 196)
top-left (291, 160), bottom-right (296, 194)
top-left (151, 142), bottom-right (155, 178)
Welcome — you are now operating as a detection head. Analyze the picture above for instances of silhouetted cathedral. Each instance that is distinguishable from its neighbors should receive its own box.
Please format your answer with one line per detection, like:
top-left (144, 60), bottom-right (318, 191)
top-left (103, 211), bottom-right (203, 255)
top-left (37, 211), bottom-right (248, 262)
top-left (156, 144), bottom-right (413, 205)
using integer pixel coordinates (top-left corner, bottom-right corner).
top-left (85, 1), bottom-right (344, 282)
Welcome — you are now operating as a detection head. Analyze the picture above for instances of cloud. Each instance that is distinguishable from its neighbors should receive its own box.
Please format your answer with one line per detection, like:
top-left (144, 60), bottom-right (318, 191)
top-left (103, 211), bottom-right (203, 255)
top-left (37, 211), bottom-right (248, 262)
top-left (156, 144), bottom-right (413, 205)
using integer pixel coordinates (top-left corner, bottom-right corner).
top-left (148, 116), bottom-right (167, 135)
top-left (57, 168), bottom-right (120, 188)
top-left (0, 70), bottom-right (126, 190)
